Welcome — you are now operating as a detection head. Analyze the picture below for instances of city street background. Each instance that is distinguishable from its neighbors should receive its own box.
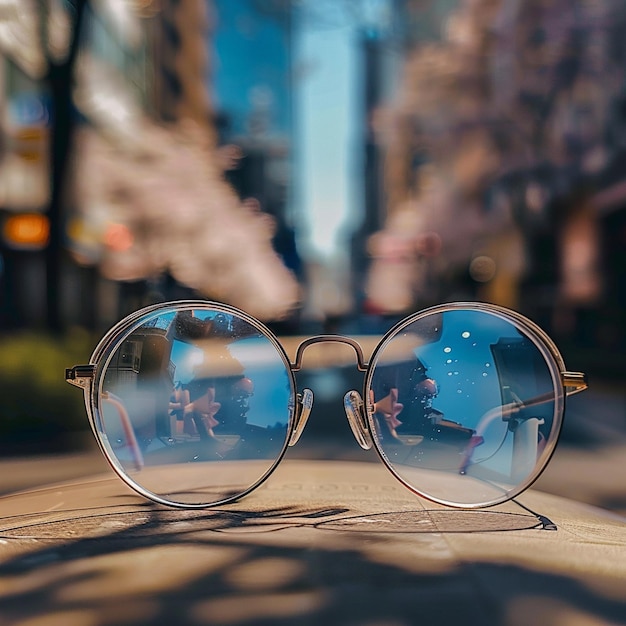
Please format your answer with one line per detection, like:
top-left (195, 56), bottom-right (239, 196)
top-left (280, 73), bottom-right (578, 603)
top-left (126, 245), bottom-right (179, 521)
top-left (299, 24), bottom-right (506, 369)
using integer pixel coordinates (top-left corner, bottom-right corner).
top-left (0, 0), bottom-right (625, 520)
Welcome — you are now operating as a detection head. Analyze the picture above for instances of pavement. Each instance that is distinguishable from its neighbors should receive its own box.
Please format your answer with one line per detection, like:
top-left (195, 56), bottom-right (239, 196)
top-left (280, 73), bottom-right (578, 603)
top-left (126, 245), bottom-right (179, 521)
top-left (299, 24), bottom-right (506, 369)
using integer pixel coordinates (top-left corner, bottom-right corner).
top-left (0, 377), bottom-right (625, 625)
top-left (2, 459), bottom-right (626, 626)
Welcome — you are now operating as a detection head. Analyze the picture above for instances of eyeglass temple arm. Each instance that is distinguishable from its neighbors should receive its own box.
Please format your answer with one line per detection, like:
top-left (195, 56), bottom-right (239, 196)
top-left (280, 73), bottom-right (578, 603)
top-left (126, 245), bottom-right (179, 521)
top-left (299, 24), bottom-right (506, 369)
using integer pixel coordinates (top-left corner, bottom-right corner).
top-left (459, 369), bottom-right (588, 474)
top-left (66, 366), bottom-right (144, 470)
top-left (102, 392), bottom-right (145, 471)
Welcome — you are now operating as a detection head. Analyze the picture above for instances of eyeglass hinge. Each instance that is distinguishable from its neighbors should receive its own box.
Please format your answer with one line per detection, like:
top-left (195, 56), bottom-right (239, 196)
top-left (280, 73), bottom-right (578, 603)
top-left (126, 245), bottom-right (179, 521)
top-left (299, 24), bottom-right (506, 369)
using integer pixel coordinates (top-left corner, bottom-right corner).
top-left (65, 364), bottom-right (95, 389)
top-left (562, 371), bottom-right (588, 396)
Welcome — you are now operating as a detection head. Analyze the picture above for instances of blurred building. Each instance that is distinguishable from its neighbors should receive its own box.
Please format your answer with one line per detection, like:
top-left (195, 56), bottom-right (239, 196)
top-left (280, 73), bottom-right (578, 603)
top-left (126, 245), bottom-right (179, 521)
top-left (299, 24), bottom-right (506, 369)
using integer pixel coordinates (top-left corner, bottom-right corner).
top-left (0, 1), bottom-right (65, 327)
top-left (364, 0), bottom-right (626, 375)
top-left (63, 0), bottom-right (160, 329)
top-left (68, 0), bottom-right (299, 327)
top-left (153, 0), bottom-right (211, 127)
top-left (211, 0), bottom-right (301, 287)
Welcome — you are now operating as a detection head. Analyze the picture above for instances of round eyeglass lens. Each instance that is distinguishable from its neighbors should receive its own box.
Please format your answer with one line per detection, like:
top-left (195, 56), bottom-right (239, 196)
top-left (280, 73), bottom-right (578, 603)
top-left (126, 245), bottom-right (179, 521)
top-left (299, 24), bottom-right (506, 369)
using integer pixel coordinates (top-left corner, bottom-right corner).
top-left (94, 304), bottom-right (294, 507)
top-left (367, 307), bottom-right (563, 507)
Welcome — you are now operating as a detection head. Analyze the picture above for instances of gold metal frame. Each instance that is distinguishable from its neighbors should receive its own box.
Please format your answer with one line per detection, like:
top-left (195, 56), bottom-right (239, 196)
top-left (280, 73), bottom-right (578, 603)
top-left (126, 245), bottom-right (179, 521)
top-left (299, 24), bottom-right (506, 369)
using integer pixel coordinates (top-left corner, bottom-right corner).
top-left (66, 299), bottom-right (587, 510)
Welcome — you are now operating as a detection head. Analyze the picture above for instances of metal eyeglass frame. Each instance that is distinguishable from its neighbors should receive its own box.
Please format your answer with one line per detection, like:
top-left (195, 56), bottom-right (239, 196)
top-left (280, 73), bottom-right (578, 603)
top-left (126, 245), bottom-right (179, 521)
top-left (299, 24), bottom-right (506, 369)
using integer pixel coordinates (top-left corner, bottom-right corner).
top-left (66, 300), bottom-right (587, 510)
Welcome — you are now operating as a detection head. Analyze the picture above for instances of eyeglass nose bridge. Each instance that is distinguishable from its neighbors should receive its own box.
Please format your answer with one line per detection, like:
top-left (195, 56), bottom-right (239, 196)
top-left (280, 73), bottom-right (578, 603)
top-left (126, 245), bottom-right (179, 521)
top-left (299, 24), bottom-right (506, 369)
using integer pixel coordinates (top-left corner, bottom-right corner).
top-left (287, 335), bottom-right (373, 451)
top-left (290, 335), bottom-right (369, 373)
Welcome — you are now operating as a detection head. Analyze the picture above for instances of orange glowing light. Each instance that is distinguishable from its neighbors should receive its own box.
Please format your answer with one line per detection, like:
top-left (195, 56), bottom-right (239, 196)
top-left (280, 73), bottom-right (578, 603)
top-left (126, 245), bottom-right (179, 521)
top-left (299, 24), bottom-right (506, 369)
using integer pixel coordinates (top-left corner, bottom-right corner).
top-left (3, 214), bottom-right (50, 249)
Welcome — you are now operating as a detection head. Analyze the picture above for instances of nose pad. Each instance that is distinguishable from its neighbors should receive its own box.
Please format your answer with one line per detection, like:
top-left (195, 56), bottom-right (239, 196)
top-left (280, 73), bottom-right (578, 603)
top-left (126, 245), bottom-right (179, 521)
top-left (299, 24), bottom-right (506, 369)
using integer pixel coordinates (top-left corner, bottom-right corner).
top-left (344, 390), bottom-right (373, 450)
top-left (288, 388), bottom-right (314, 446)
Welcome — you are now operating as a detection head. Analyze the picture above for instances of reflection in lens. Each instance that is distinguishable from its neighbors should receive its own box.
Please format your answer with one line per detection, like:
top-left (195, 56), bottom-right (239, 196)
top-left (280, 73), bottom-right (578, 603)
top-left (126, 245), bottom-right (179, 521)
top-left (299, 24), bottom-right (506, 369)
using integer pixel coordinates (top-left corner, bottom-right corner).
top-left (367, 308), bottom-right (562, 507)
top-left (96, 305), bottom-right (293, 506)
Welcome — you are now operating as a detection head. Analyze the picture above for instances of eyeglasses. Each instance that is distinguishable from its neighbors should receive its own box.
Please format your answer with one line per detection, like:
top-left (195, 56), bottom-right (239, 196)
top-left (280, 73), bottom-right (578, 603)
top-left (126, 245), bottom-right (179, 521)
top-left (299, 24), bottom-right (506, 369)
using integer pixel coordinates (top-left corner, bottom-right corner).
top-left (66, 300), bottom-right (587, 510)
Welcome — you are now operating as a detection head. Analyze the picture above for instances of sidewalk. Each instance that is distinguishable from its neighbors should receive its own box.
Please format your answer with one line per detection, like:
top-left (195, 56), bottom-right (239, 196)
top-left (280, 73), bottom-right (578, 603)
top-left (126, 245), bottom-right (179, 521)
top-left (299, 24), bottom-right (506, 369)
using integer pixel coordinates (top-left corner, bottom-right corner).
top-left (0, 382), bottom-right (625, 625)
top-left (1, 459), bottom-right (626, 626)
